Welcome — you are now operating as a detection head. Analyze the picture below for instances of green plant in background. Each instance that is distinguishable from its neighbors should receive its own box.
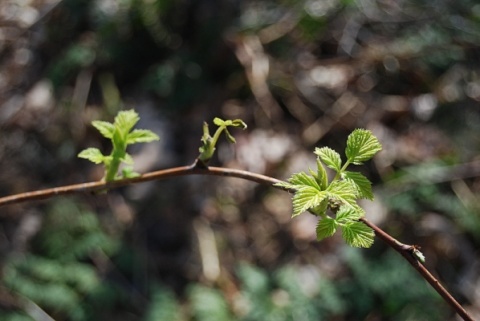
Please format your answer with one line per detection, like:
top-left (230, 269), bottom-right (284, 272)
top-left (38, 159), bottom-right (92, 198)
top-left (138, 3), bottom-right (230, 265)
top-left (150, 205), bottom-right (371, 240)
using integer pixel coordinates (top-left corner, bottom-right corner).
top-left (198, 118), bottom-right (247, 164)
top-left (275, 129), bottom-right (382, 248)
top-left (3, 199), bottom-right (120, 321)
top-left (143, 285), bottom-right (183, 321)
top-left (78, 109), bottom-right (159, 181)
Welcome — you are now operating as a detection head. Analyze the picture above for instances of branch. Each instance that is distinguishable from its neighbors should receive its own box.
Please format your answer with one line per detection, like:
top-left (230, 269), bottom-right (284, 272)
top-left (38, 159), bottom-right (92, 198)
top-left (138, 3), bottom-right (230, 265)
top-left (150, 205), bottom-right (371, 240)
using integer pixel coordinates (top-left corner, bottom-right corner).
top-left (360, 218), bottom-right (474, 321)
top-left (0, 160), bottom-right (473, 320)
top-left (0, 160), bottom-right (281, 207)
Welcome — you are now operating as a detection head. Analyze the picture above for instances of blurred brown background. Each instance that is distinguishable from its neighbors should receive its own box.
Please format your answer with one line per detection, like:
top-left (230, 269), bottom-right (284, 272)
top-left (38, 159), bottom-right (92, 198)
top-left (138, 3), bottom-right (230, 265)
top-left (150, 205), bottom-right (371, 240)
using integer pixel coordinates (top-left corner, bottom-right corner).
top-left (1, 0), bottom-right (480, 320)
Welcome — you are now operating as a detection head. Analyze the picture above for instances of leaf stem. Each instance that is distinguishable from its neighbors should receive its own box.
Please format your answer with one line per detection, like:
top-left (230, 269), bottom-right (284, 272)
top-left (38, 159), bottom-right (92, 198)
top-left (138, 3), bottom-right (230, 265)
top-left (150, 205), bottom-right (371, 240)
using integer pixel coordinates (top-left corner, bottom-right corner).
top-left (210, 125), bottom-right (226, 149)
top-left (0, 160), bottom-right (474, 321)
top-left (334, 160), bottom-right (350, 181)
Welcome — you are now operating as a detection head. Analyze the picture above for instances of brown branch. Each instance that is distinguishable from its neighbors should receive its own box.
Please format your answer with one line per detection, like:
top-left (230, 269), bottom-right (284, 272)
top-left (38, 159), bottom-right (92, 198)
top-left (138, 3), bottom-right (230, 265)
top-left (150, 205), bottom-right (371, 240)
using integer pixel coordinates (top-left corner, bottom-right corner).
top-left (0, 161), bottom-right (282, 207)
top-left (0, 160), bottom-right (473, 320)
top-left (360, 218), bottom-right (474, 321)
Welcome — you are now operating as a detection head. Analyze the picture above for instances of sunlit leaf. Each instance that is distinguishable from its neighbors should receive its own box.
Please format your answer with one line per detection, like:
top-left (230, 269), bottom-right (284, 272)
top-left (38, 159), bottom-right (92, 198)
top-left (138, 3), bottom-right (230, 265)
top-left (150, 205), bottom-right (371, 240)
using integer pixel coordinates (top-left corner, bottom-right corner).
top-left (342, 171), bottom-right (373, 200)
top-left (316, 217), bottom-right (337, 241)
top-left (341, 222), bottom-right (374, 248)
top-left (114, 110), bottom-right (139, 134)
top-left (126, 129), bottom-right (160, 144)
top-left (335, 205), bottom-right (363, 223)
top-left (288, 172), bottom-right (321, 190)
top-left (315, 147), bottom-right (342, 172)
top-left (345, 129), bottom-right (382, 165)
top-left (292, 187), bottom-right (327, 217)
top-left (78, 148), bottom-right (106, 164)
top-left (92, 121), bottom-right (114, 139)
top-left (326, 180), bottom-right (357, 207)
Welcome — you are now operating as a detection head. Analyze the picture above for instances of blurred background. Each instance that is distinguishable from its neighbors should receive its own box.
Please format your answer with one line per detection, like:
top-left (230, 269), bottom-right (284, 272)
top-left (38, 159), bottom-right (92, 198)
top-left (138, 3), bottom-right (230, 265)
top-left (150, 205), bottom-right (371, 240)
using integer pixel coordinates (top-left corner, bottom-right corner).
top-left (1, 0), bottom-right (480, 320)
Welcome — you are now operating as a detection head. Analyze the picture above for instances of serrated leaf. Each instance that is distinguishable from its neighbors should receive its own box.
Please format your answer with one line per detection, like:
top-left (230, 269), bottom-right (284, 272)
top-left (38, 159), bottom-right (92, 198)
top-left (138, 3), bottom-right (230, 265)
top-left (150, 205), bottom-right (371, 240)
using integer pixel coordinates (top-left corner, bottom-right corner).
top-left (326, 180), bottom-right (357, 206)
top-left (341, 222), bottom-right (374, 248)
top-left (345, 129), bottom-right (382, 165)
top-left (114, 110), bottom-right (139, 134)
top-left (92, 121), bottom-right (114, 139)
top-left (342, 171), bottom-right (373, 200)
top-left (316, 217), bottom-right (337, 241)
top-left (335, 205), bottom-right (363, 223)
top-left (78, 148), bottom-right (106, 164)
top-left (273, 180), bottom-right (297, 191)
top-left (288, 172), bottom-right (321, 190)
top-left (315, 147), bottom-right (342, 172)
top-left (326, 180), bottom-right (365, 215)
top-left (292, 187), bottom-right (327, 217)
top-left (126, 129), bottom-right (160, 144)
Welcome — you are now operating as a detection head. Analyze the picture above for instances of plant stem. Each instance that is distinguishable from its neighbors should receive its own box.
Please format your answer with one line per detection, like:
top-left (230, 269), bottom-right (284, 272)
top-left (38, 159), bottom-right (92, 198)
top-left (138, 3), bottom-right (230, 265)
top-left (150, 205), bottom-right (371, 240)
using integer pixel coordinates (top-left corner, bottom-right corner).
top-left (0, 160), bottom-right (474, 321)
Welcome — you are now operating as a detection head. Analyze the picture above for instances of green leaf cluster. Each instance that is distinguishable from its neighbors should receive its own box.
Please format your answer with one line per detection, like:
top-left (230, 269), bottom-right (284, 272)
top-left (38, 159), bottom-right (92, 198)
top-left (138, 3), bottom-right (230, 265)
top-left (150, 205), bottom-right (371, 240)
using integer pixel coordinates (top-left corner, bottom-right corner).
top-left (275, 129), bottom-right (382, 248)
top-left (198, 118), bottom-right (247, 164)
top-left (78, 109), bottom-right (159, 181)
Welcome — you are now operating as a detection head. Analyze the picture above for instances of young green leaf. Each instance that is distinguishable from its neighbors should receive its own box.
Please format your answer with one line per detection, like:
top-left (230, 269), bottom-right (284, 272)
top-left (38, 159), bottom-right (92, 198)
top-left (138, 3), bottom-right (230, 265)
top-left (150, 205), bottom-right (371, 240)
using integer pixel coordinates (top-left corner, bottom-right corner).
top-left (341, 221), bottom-right (374, 248)
top-left (345, 129), bottom-right (382, 165)
top-left (126, 129), bottom-right (160, 144)
top-left (292, 187), bottom-right (328, 217)
top-left (92, 121), bottom-right (114, 139)
top-left (287, 172), bottom-right (322, 190)
top-left (326, 180), bottom-right (358, 208)
top-left (114, 109), bottom-right (139, 133)
top-left (315, 159), bottom-right (329, 190)
top-left (335, 205), bottom-right (363, 223)
top-left (315, 147), bottom-right (342, 172)
top-left (316, 217), bottom-right (338, 241)
top-left (342, 171), bottom-right (374, 200)
top-left (78, 148), bottom-right (107, 164)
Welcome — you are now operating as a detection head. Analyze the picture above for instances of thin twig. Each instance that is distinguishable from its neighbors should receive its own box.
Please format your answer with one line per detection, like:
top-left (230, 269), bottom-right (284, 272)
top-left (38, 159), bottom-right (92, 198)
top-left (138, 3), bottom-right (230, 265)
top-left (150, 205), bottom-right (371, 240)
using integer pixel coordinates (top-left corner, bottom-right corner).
top-left (0, 161), bottom-right (281, 207)
top-left (0, 161), bottom-right (473, 321)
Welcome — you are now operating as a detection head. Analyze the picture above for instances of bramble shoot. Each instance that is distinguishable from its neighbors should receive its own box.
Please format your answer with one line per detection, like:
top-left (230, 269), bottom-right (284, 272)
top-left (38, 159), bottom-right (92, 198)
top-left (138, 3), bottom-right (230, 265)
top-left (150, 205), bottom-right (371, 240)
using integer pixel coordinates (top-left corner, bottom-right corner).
top-left (78, 109), bottom-right (159, 181)
top-left (275, 129), bottom-right (382, 248)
